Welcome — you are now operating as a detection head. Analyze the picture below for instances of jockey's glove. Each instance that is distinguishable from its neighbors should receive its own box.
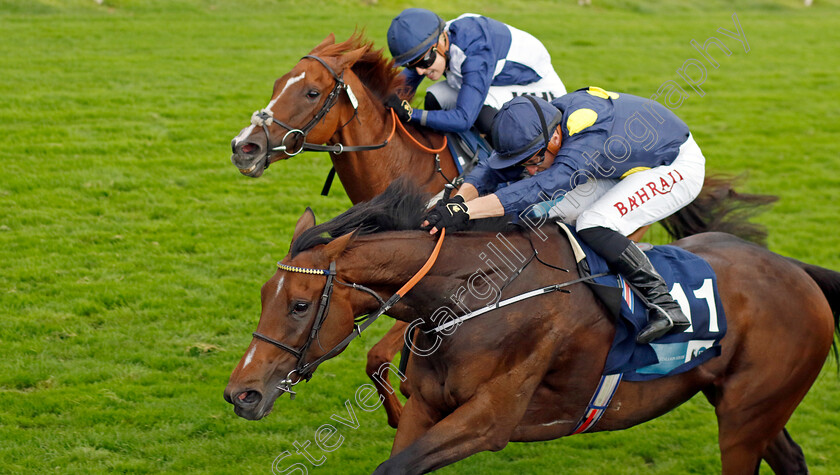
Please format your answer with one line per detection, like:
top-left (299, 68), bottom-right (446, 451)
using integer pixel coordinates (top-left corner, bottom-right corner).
top-left (385, 94), bottom-right (413, 123)
top-left (422, 195), bottom-right (470, 232)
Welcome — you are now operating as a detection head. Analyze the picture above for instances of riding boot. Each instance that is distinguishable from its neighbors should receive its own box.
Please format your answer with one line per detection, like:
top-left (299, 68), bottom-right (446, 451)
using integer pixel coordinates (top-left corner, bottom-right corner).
top-left (613, 243), bottom-right (691, 344)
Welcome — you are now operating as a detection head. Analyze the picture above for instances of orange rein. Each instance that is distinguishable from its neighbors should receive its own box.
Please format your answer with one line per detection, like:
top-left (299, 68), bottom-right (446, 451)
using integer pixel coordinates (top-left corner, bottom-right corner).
top-left (389, 108), bottom-right (448, 154)
top-left (396, 228), bottom-right (446, 298)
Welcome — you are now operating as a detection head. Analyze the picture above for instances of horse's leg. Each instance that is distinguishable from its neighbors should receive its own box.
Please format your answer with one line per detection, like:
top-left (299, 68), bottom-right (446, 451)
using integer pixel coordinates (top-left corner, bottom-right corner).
top-left (761, 428), bottom-right (808, 474)
top-left (365, 320), bottom-right (410, 428)
top-left (375, 398), bottom-right (517, 475)
top-left (713, 352), bottom-right (822, 475)
top-left (712, 355), bottom-right (822, 475)
top-left (389, 392), bottom-right (439, 456)
top-left (374, 374), bottom-right (542, 475)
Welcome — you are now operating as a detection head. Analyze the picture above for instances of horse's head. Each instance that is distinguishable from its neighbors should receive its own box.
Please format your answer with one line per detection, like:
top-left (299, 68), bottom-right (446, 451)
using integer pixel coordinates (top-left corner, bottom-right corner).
top-left (224, 209), bottom-right (373, 420)
top-left (230, 33), bottom-right (370, 177)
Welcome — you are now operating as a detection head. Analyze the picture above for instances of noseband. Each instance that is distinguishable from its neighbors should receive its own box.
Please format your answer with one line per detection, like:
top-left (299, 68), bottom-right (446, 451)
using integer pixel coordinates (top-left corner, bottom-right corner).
top-left (250, 230), bottom-right (447, 400)
top-left (250, 55), bottom-right (348, 161)
top-left (250, 55), bottom-right (392, 167)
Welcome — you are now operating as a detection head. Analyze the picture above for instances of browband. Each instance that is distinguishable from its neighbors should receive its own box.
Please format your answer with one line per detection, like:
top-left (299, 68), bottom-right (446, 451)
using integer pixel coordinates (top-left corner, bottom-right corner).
top-left (277, 263), bottom-right (335, 276)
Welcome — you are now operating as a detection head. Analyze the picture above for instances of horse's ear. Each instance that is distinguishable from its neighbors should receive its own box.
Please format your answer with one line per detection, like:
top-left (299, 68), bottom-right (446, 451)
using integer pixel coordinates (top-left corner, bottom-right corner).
top-left (323, 229), bottom-right (359, 261)
top-left (336, 46), bottom-right (368, 72)
top-left (311, 33), bottom-right (336, 54)
top-left (292, 207), bottom-right (317, 243)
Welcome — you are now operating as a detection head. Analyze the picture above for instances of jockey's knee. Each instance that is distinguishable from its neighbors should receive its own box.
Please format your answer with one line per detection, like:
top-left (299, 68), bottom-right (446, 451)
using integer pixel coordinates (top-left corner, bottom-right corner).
top-left (424, 92), bottom-right (442, 111)
top-left (475, 105), bottom-right (498, 142)
top-left (577, 225), bottom-right (630, 263)
top-left (578, 209), bottom-right (636, 239)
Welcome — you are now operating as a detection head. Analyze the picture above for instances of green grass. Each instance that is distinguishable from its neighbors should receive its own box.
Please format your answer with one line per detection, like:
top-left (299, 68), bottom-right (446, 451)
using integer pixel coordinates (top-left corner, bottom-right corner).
top-left (1, 0), bottom-right (839, 473)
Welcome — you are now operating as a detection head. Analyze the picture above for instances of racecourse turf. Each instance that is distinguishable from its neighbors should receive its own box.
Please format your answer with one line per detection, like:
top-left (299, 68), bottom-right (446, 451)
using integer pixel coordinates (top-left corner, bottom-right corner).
top-left (1, 0), bottom-right (839, 473)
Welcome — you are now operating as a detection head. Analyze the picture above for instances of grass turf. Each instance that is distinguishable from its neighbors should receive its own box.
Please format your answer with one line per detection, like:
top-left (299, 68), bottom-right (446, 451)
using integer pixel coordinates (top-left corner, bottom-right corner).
top-left (1, 0), bottom-right (839, 473)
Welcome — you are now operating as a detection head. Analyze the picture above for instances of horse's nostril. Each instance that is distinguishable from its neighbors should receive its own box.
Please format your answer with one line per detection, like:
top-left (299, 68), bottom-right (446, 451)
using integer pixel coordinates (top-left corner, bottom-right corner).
top-left (235, 390), bottom-right (262, 406)
top-left (241, 143), bottom-right (257, 155)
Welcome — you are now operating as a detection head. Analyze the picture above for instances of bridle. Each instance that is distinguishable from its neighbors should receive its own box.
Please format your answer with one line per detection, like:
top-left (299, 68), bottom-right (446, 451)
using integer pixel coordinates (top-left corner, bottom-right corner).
top-left (249, 55), bottom-right (389, 166)
top-left (250, 55), bottom-right (373, 163)
top-left (251, 230), bottom-right (446, 400)
top-left (251, 261), bottom-right (386, 399)
top-left (248, 54), bottom-right (449, 175)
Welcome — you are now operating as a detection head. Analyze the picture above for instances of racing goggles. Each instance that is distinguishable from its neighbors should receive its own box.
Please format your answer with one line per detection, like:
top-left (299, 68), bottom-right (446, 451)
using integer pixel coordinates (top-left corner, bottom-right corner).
top-left (406, 47), bottom-right (438, 71)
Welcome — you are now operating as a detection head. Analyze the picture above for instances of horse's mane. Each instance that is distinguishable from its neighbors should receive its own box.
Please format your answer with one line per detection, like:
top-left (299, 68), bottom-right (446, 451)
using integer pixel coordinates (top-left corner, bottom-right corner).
top-left (290, 180), bottom-right (513, 257)
top-left (312, 32), bottom-right (410, 102)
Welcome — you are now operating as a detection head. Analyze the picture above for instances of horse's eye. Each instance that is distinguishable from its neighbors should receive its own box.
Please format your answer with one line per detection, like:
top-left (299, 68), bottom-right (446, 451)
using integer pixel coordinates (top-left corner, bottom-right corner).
top-left (292, 302), bottom-right (310, 314)
top-left (306, 90), bottom-right (320, 99)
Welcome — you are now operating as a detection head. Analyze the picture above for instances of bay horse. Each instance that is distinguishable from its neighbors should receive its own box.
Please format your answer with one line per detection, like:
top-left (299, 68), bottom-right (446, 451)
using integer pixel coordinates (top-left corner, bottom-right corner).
top-left (224, 181), bottom-right (837, 474)
top-left (227, 32), bottom-right (778, 430)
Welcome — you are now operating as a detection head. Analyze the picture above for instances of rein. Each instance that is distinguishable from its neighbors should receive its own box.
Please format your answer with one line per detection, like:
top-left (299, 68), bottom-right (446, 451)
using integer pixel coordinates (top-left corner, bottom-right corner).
top-left (251, 229), bottom-right (447, 400)
top-left (430, 272), bottom-right (608, 333)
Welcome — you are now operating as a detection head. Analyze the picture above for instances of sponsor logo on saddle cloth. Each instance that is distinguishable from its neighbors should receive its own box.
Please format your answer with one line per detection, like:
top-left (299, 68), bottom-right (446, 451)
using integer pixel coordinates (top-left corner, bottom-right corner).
top-left (559, 224), bottom-right (727, 382)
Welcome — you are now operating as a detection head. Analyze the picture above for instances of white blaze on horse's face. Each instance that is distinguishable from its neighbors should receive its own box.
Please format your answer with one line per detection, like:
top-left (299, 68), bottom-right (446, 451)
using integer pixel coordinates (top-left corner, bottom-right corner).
top-left (273, 275), bottom-right (285, 301)
top-left (243, 275), bottom-right (285, 369)
top-left (278, 72), bottom-right (306, 100)
top-left (242, 345), bottom-right (257, 368)
top-left (233, 125), bottom-right (256, 147)
top-left (232, 72), bottom-right (307, 148)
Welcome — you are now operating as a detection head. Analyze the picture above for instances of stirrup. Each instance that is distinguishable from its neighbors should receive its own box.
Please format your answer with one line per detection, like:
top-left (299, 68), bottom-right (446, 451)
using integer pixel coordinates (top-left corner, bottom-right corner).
top-left (636, 306), bottom-right (689, 344)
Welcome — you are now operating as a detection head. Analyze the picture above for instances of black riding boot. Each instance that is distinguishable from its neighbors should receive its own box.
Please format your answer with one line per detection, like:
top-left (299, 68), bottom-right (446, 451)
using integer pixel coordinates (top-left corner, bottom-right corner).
top-left (614, 243), bottom-right (691, 344)
top-left (578, 226), bottom-right (690, 344)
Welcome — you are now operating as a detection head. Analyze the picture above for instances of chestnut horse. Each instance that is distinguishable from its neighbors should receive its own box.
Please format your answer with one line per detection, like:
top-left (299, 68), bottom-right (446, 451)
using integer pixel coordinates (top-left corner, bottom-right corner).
top-left (224, 182), bottom-right (838, 474)
top-left (229, 33), bottom-right (458, 203)
top-left (227, 32), bottom-right (778, 430)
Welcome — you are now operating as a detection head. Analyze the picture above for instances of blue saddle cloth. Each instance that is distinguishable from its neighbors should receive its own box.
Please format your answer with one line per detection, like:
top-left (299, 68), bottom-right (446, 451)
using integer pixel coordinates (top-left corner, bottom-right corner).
top-left (568, 229), bottom-right (727, 382)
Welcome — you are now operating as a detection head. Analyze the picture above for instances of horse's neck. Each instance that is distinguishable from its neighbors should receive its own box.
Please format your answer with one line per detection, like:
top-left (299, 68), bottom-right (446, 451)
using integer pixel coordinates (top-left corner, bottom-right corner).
top-left (341, 230), bottom-right (584, 324)
top-left (341, 233), bottom-right (438, 294)
top-left (330, 76), bottom-right (459, 204)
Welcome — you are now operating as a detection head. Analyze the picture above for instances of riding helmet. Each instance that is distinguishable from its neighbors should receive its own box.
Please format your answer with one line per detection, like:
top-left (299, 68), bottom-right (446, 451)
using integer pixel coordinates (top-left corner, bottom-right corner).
top-left (387, 8), bottom-right (445, 66)
top-left (488, 96), bottom-right (563, 169)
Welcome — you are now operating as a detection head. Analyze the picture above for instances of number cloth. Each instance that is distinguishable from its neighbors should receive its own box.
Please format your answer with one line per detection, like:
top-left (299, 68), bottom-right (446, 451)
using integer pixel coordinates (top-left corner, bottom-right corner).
top-left (559, 223), bottom-right (727, 381)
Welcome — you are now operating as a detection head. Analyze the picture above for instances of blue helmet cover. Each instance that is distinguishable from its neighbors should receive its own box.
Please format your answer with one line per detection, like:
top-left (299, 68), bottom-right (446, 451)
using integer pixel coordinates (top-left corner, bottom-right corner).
top-left (488, 96), bottom-right (563, 170)
top-left (387, 8), bottom-right (445, 66)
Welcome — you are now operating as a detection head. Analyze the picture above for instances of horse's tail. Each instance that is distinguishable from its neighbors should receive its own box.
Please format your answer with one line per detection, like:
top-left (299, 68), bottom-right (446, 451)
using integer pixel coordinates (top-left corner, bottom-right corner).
top-left (788, 259), bottom-right (840, 362)
top-left (661, 174), bottom-right (778, 246)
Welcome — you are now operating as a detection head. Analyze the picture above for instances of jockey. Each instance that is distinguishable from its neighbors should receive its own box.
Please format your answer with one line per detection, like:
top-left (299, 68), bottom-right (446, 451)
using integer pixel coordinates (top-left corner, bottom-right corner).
top-left (422, 87), bottom-right (706, 344)
top-left (386, 8), bottom-right (567, 142)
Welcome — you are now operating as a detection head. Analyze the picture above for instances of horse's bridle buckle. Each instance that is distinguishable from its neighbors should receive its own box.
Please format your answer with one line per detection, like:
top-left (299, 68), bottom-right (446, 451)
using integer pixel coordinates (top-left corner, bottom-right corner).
top-left (277, 369), bottom-right (302, 400)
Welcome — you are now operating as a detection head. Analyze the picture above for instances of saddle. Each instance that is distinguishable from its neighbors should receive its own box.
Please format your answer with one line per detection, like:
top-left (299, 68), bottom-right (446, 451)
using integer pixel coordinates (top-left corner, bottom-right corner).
top-left (445, 127), bottom-right (492, 176)
top-left (555, 223), bottom-right (727, 381)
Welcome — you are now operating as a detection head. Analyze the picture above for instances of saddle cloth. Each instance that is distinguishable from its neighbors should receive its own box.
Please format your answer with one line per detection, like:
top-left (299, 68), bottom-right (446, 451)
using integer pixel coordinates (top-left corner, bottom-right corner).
top-left (557, 223), bottom-right (727, 382)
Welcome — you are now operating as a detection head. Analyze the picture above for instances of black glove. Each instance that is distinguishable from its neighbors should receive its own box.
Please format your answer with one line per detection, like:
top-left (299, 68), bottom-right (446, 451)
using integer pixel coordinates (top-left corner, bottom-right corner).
top-left (422, 195), bottom-right (470, 232)
top-left (385, 94), bottom-right (412, 123)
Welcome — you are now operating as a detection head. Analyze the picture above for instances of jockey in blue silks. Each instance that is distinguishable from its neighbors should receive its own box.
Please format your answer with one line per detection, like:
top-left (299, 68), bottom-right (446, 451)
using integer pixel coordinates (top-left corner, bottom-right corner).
top-left (385, 8), bottom-right (566, 142)
top-left (422, 87), bottom-right (707, 344)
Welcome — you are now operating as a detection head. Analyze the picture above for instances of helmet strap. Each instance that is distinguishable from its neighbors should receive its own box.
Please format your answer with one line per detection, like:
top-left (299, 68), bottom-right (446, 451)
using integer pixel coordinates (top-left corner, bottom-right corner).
top-left (523, 95), bottom-right (551, 152)
top-left (440, 32), bottom-right (451, 65)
